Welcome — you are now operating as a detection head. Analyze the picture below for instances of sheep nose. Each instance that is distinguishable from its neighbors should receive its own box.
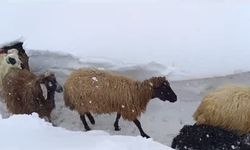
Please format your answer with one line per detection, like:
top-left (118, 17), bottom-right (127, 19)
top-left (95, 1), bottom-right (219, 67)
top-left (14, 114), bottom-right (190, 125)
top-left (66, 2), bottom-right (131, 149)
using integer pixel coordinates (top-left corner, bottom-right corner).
top-left (8, 57), bottom-right (16, 65)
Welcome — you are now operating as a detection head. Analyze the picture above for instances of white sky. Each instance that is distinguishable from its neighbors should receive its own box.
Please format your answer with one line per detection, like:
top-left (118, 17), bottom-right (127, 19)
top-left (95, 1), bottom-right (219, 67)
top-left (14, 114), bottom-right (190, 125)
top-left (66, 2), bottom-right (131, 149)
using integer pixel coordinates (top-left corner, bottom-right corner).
top-left (0, 0), bottom-right (249, 79)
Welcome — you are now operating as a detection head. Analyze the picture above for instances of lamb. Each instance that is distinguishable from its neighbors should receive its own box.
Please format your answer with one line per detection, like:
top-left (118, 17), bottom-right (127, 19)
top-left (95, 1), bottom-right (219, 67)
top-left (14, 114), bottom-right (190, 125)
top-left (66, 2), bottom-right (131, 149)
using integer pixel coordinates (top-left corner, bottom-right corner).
top-left (2, 66), bottom-right (63, 121)
top-left (171, 124), bottom-right (250, 150)
top-left (1, 41), bottom-right (30, 70)
top-left (64, 68), bottom-right (177, 138)
top-left (193, 85), bottom-right (250, 135)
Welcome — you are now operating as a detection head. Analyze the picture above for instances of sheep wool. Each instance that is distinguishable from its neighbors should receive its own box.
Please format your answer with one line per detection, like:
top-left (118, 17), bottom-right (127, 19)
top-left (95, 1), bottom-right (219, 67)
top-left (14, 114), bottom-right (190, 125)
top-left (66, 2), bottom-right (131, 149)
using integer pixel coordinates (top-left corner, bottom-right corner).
top-left (64, 69), bottom-right (165, 121)
top-left (171, 124), bottom-right (248, 150)
top-left (193, 85), bottom-right (250, 135)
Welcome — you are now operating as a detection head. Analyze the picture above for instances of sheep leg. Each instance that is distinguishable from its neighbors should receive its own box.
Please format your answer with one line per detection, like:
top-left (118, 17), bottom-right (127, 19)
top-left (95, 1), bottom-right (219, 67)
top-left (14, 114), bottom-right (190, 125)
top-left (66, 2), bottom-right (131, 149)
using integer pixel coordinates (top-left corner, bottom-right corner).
top-left (80, 114), bottom-right (91, 131)
top-left (114, 113), bottom-right (121, 131)
top-left (133, 119), bottom-right (150, 138)
top-left (86, 112), bottom-right (95, 125)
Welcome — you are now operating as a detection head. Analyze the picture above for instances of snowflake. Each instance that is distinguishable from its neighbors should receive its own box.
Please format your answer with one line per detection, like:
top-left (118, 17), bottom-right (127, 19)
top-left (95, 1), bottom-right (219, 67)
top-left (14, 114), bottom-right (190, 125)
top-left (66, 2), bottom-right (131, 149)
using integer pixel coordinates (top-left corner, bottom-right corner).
top-left (92, 77), bottom-right (98, 82)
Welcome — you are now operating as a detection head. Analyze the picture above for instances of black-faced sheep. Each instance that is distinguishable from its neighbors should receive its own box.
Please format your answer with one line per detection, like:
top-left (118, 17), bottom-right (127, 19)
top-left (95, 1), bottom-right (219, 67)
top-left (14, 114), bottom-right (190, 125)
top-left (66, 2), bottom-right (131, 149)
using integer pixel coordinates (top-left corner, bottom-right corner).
top-left (64, 69), bottom-right (177, 138)
top-left (1, 41), bottom-right (30, 70)
top-left (171, 124), bottom-right (250, 150)
top-left (2, 67), bottom-right (63, 121)
top-left (193, 85), bottom-right (250, 135)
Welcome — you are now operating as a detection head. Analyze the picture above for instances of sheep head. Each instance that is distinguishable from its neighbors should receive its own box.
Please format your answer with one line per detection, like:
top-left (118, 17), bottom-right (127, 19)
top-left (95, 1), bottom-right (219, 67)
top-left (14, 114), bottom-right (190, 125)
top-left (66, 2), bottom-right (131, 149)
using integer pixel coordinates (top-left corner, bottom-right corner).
top-left (40, 71), bottom-right (63, 93)
top-left (0, 51), bottom-right (22, 75)
top-left (148, 76), bottom-right (177, 103)
top-left (1, 41), bottom-right (30, 70)
top-left (0, 51), bottom-right (22, 91)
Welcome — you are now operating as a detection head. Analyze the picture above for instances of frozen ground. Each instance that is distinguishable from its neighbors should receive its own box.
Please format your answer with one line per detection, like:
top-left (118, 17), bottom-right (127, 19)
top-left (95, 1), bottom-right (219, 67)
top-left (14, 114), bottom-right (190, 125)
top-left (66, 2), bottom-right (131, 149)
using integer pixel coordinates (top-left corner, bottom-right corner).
top-left (2, 50), bottom-right (250, 148)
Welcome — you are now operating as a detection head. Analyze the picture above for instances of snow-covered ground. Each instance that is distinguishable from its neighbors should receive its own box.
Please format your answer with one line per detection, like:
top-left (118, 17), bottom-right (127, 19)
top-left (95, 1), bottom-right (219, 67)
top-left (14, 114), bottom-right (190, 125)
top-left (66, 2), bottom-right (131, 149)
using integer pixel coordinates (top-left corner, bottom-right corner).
top-left (0, 114), bottom-right (171, 150)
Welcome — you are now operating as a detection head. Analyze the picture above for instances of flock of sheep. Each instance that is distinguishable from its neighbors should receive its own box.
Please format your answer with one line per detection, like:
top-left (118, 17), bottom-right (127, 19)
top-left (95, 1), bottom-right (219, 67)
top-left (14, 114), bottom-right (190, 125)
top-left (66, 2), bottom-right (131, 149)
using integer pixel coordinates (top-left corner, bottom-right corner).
top-left (1, 41), bottom-right (250, 150)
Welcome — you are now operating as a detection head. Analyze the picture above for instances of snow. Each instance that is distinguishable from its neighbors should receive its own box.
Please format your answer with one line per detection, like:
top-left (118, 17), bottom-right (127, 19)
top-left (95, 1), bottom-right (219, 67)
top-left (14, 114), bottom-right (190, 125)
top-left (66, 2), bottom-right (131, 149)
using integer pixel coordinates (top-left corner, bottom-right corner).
top-left (0, 0), bottom-right (249, 80)
top-left (92, 77), bottom-right (98, 82)
top-left (0, 113), bottom-right (172, 150)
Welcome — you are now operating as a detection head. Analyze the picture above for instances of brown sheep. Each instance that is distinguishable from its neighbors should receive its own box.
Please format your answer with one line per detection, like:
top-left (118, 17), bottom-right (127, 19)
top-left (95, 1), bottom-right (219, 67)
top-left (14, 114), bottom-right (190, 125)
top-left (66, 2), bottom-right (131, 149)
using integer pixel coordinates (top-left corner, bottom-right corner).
top-left (1, 41), bottom-right (30, 70)
top-left (64, 69), bottom-right (177, 138)
top-left (193, 85), bottom-right (250, 135)
top-left (2, 67), bottom-right (63, 121)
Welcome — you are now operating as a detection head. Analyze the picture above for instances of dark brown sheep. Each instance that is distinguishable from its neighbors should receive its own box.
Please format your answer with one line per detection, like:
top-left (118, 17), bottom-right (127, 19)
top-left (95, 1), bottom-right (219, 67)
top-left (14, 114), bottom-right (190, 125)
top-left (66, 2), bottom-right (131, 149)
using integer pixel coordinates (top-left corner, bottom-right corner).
top-left (1, 41), bottom-right (30, 70)
top-left (2, 68), bottom-right (63, 121)
top-left (64, 69), bottom-right (177, 138)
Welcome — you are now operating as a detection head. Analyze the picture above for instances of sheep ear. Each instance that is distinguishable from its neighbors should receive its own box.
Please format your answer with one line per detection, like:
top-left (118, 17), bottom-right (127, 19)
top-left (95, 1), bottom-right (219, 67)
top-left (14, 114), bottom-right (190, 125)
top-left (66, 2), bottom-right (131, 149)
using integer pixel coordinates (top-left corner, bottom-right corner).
top-left (40, 83), bottom-right (48, 100)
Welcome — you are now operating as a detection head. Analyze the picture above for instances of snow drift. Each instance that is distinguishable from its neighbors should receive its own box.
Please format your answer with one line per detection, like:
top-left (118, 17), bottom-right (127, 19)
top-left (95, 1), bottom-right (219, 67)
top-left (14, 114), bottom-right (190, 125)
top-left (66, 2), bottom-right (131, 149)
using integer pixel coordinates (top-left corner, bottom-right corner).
top-left (0, 113), bottom-right (172, 150)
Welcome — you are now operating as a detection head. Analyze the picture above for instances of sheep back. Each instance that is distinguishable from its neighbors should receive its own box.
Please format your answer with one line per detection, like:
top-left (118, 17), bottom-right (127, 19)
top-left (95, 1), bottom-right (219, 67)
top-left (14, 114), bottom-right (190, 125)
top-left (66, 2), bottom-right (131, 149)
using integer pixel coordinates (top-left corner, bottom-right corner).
top-left (2, 68), bottom-right (52, 118)
top-left (193, 85), bottom-right (250, 135)
top-left (64, 69), bottom-right (152, 121)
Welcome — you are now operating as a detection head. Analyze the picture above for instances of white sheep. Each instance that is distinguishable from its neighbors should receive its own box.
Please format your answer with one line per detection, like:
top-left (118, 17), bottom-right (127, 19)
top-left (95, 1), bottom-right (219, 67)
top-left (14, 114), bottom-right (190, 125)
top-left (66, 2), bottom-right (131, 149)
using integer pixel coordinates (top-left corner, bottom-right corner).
top-left (0, 50), bottom-right (21, 92)
top-left (193, 85), bottom-right (250, 135)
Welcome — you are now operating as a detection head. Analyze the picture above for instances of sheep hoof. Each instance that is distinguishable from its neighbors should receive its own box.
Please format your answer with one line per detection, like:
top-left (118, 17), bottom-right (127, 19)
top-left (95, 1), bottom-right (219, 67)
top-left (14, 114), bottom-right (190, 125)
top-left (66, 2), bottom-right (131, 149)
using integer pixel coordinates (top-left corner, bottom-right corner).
top-left (85, 127), bottom-right (91, 131)
top-left (115, 127), bottom-right (121, 131)
top-left (142, 134), bottom-right (150, 139)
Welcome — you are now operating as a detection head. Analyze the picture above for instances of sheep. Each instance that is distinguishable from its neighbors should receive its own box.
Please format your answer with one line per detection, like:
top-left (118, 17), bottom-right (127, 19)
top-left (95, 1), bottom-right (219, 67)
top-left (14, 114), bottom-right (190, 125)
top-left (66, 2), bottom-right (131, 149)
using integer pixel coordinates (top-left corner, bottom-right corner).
top-left (0, 50), bottom-right (22, 93)
top-left (1, 41), bottom-right (30, 70)
top-left (64, 68), bottom-right (177, 138)
top-left (171, 124), bottom-right (250, 150)
top-left (2, 66), bottom-right (63, 121)
top-left (193, 85), bottom-right (250, 135)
